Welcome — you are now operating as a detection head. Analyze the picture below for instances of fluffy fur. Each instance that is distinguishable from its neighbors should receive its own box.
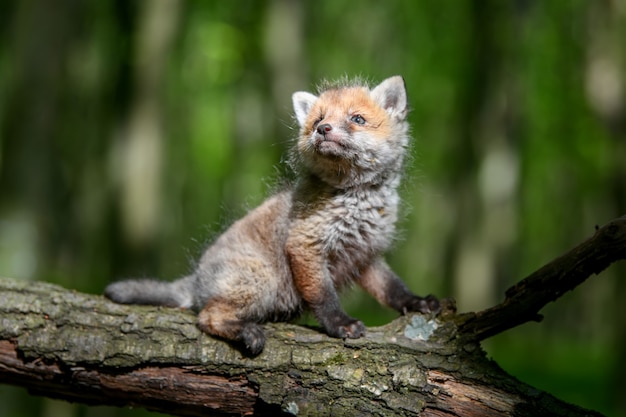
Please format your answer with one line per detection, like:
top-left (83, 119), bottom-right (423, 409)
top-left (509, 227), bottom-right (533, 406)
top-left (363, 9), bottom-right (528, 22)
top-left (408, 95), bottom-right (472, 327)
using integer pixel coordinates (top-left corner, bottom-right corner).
top-left (105, 75), bottom-right (439, 355)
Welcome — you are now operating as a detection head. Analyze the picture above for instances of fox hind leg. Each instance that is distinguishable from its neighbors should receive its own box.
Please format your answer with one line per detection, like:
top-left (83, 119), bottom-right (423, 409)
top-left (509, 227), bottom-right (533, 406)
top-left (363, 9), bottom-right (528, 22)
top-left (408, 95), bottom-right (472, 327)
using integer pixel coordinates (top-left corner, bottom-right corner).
top-left (197, 298), bottom-right (265, 356)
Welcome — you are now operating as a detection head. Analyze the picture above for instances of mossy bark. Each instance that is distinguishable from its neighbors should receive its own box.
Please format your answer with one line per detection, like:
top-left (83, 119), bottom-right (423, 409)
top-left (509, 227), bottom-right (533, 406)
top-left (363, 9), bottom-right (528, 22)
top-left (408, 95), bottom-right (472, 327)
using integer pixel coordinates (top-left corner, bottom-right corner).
top-left (0, 277), bottom-right (603, 416)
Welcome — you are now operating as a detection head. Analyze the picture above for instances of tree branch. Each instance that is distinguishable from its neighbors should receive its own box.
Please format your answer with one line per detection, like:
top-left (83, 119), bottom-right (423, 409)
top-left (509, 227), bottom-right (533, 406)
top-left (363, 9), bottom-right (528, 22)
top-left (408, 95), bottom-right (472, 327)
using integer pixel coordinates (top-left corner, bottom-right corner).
top-left (2, 215), bottom-right (625, 416)
top-left (0, 285), bottom-right (599, 417)
top-left (456, 215), bottom-right (626, 341)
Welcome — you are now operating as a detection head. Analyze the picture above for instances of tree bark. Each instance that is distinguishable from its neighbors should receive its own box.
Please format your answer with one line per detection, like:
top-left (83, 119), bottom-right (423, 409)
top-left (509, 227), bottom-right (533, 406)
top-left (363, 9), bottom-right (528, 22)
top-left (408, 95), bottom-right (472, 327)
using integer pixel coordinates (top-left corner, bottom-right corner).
top-left (1, 216), bottom-right (625, 416)
top-left (456, 215), bottom-right (626, 341)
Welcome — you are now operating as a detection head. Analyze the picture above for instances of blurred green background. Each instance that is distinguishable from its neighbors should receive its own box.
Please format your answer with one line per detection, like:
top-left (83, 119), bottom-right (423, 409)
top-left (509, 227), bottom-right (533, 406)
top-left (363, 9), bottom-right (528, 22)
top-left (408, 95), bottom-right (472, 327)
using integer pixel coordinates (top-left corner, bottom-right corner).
top-left (1, 0), bottom-right (624, 416)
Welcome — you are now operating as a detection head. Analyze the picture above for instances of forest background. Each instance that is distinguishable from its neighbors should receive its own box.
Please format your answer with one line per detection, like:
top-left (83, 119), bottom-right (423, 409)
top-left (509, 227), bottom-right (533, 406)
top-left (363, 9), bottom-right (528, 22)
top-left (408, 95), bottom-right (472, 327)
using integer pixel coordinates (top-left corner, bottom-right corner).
top-left (0, 1), bottom-right (624, 416)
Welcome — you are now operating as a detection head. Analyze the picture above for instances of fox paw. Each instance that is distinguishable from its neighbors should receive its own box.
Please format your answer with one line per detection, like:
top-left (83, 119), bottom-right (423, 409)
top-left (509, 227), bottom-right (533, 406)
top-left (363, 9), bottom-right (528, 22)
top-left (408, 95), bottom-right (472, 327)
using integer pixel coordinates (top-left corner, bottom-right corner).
top-left (240, 323), bottom-right (266, 356)
top-left (326, 318), bottom-right (366, 339)
top-left (339, 319), bottom-right (366, 339)
top-left (403, 295), bottom-right (441, 315)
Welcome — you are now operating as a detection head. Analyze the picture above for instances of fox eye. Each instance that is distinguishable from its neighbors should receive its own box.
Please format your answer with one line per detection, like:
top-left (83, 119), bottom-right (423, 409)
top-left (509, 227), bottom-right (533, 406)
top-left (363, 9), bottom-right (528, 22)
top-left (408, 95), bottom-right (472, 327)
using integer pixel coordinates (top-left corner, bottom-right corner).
top-left (350, 114), bottom-right (366, 125)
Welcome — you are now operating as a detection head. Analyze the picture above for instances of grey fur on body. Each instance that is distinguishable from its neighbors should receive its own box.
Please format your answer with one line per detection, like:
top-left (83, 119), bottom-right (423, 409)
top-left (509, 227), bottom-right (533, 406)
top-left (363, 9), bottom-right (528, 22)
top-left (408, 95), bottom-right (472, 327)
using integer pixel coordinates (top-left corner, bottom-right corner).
top-left (105, 75), bottom-right (439, 355)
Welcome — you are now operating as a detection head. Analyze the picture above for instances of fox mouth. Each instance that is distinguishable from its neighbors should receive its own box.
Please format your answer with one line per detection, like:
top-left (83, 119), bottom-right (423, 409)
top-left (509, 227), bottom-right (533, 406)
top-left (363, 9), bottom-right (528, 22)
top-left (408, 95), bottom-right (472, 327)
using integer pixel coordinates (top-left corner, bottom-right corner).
top-left (313, 136), bottom-right (349, 157)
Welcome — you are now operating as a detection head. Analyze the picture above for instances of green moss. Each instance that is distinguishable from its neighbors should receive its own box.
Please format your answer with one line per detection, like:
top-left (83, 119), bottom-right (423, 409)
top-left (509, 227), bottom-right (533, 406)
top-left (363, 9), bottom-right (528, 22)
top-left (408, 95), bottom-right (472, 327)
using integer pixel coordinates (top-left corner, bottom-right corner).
top-left (324, 352), bottom-right (348, 367)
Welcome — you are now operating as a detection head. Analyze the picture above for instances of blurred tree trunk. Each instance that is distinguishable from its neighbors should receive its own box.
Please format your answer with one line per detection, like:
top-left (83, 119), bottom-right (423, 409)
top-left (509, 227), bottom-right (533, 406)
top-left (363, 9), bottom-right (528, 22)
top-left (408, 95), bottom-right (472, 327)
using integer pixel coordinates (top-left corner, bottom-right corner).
top-left (447, 1), bottom-right (518, 313)
top-left (584, 2), bottom-right (626, 415)
top-left (115, 0), bottom-right (181, 249)
top-left (0, 0), bottom-right (80, 280)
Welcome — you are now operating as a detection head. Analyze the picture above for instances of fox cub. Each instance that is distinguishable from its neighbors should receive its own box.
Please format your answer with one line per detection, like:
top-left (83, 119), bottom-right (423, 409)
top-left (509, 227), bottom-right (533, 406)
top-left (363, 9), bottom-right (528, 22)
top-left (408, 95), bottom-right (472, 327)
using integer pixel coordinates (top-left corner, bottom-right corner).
top-left (105, 75), bottom-right (440, 355)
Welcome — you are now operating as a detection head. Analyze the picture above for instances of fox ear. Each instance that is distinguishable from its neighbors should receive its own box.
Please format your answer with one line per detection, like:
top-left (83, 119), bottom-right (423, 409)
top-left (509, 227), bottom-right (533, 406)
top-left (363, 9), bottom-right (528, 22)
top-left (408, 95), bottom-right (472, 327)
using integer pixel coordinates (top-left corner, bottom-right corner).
top-left (292, 91), bottom-right (318, 127)
top-left (371, 76), bottom-right (408, 120)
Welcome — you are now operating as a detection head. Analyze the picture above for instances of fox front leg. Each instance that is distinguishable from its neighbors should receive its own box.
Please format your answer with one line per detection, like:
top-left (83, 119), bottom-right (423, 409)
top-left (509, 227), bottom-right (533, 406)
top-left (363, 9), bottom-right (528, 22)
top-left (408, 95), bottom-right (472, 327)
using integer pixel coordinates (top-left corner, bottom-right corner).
top-left (286, 240), bottom-right (365, 339)
top-left (359, 259), bottom-right (440, 315)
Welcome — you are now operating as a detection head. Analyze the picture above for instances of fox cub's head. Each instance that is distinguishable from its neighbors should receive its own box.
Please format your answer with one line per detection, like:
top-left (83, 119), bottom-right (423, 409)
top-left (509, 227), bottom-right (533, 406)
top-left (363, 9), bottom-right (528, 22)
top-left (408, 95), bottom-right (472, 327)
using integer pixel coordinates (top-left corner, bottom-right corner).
top-left (291, 76), bottom-right (410, 188)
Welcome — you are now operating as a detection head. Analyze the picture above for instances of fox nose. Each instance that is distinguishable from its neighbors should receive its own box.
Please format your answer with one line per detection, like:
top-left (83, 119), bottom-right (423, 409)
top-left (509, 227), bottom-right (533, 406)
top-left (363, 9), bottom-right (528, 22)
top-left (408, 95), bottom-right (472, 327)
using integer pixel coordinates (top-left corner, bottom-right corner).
top-left (316, 123), bottom-right (332, 135)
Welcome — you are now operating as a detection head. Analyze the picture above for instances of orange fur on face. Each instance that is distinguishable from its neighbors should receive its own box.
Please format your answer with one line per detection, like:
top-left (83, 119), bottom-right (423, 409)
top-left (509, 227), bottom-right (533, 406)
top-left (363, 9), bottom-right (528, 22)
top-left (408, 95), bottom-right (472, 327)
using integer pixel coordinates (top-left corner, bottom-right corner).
top-left (302, 87), bottom-right (392, 140)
